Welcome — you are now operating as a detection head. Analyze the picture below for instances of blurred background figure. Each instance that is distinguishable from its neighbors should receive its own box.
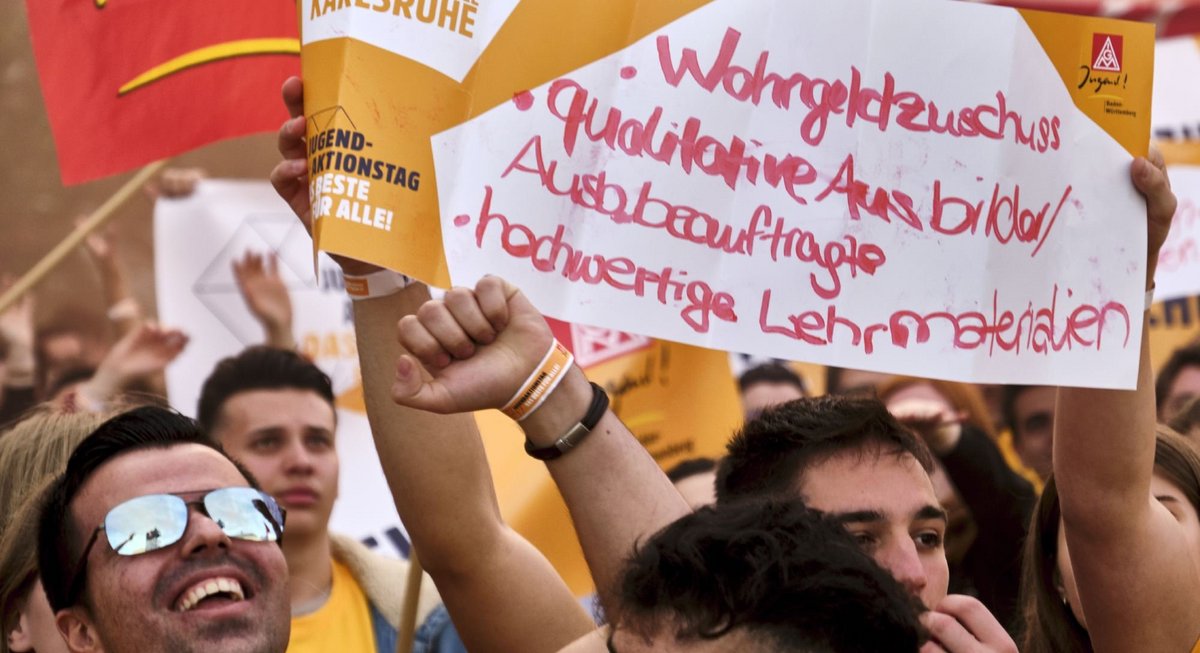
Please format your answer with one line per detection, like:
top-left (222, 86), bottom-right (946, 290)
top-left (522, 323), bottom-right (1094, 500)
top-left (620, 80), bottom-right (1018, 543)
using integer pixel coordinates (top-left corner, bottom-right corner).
top-left (823, 366), bottom-right (893, 397)
top-left (232, 250), bottom-right (296, 351)
top-left (1168, 396), bottom-right (1200, 441)
top-left (1002, 385), bottom-right (1057, 483)
top-left (1156, 343), bottom-right (1200, 423)
top-left (50, 322), bottom-right (187, 413)
top-left (665, 457), bottom-right (719, 510)
top-left (737, 363), bottom-right (807, 420)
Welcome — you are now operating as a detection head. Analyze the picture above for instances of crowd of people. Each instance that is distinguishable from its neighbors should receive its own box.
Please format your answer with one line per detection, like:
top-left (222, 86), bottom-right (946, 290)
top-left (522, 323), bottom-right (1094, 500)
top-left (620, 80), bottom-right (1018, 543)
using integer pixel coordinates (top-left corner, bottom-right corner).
top-left (1, 75), bottom-right (1199, 653)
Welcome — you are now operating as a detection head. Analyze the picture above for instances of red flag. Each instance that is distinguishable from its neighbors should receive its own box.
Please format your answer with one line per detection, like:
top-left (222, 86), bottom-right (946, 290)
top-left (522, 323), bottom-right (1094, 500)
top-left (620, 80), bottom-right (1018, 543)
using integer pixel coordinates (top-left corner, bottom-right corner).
top-left (25, 0), bottom-right (300, 185)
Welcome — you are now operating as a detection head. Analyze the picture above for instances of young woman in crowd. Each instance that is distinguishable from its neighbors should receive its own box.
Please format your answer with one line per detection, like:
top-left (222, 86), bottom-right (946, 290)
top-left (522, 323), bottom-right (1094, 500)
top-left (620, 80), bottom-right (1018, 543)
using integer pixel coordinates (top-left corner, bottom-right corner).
top-left (1021, 426), bottom-right (1200, 652)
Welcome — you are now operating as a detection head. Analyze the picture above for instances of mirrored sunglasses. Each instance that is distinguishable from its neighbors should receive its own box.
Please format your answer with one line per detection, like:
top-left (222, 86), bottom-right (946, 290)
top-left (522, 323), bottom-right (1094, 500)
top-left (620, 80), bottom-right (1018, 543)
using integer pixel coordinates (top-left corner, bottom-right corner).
top-left (67, 487), bottom-right (285, 602)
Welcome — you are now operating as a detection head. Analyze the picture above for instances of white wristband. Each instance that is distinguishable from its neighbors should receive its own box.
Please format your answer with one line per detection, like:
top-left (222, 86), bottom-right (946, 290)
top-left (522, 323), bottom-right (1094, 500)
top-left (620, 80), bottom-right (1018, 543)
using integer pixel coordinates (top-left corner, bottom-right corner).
top-left (1145, 285), bottom-right (1155, 311)
top-left (344, 270), bottom-right (414, 300)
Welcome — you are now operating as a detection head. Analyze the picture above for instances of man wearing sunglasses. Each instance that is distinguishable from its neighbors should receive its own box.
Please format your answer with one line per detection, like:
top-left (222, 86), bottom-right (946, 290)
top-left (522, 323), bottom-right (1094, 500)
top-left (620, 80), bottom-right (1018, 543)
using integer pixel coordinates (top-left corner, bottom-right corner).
top-left (36, 406), bottom-right (292, 653)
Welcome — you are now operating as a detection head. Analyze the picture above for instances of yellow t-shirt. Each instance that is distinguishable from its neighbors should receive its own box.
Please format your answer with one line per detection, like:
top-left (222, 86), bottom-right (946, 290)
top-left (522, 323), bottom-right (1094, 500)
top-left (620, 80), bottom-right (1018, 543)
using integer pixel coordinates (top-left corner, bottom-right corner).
top-left (288, 560), bottom-right (376, 653)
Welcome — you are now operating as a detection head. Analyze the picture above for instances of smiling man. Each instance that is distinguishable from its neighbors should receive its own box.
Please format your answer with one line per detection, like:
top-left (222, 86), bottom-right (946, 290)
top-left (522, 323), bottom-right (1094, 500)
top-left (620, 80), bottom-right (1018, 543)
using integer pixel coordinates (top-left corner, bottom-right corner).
top-left (36, 405), bottom-right (291, 653)
top-left (197, 346), bottom-right (444, 653)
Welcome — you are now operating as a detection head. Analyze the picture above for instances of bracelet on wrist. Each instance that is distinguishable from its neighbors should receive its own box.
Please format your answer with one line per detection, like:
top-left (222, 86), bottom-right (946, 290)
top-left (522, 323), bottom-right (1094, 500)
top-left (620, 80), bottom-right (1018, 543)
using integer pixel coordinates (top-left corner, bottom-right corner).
top-left (525, 382), bottom-right (610, 461)
top-left (502, 340), bottom-right (573, 421)
top-left (344, 269), bottom-right (414, 301)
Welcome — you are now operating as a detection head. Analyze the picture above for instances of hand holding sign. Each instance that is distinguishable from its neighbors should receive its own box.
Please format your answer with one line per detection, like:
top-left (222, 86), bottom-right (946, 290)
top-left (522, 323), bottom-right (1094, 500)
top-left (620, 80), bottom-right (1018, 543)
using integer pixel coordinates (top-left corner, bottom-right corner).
top-left (270, 77), bottom-right (382, 278)
top-left (1136, 148), bottom-right (1179, 289)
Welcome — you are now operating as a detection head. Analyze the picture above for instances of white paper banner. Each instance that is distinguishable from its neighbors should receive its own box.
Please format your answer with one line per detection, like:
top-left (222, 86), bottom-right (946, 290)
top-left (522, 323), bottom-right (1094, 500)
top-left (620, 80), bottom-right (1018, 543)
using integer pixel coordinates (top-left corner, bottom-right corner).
top-left (154, 180), bottom-right (409, 558)
top-left (1156, 166), bottom-right (1200, 303)
top-left (1153, 37), bottom-right (1200, 141)
top-left (433, 0), bottom-right (1147, 389)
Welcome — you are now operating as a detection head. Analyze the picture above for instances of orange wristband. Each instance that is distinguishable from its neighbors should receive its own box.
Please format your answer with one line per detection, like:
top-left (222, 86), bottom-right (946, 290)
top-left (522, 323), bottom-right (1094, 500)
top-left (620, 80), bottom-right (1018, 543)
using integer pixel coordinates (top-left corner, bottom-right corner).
top-left (502, 340), bottom-right (574, 421)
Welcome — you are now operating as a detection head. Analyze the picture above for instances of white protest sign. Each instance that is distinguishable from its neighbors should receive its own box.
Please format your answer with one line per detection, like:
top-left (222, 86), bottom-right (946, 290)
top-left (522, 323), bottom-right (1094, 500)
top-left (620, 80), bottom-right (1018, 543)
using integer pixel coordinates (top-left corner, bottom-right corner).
top-left (433, 0), bottom-right (1153, 389)
top-left (1153, 37), bottom-right (1200, 142)
top-left (1156, 166), bottom-right (1200, 303)
top-left (154, 180), bottom-right (409, 558)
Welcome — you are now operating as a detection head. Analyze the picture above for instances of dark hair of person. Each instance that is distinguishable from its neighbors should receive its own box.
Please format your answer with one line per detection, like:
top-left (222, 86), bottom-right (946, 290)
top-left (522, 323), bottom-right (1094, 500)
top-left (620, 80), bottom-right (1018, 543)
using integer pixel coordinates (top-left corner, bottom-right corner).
top-left (738, 363), bottom-right (807, 395)
top-left (665, 457), bottom-right (717, 484)
top-left (37, 405), bottom-right (259, 613)
top-left (1020, 426), bottom-right (1200, 652)
top-left (716, 395), bottom-right (934, 503)
top-left (612, 499), bottom-right (926, 652)
top-left (1155, 344), bottom-right (1200, 413)
top-left (1168, 397), bottom-right (1200, 438)
top-left (196, 345), bottom-right (335, 433)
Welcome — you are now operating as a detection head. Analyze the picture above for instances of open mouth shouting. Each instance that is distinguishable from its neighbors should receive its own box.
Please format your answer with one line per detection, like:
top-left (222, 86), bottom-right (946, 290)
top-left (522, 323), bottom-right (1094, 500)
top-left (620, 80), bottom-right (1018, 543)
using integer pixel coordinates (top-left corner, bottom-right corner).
top-left (175, 576), bottom-right (247, 613)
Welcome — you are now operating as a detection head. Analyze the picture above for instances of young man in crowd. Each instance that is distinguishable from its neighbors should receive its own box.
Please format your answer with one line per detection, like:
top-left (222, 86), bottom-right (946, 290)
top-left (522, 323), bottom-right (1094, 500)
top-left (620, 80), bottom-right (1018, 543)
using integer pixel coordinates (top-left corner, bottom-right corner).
top-left (718, 394), bottom-right (1035, 632)
top-left (717, 396), bottom-right (950, 611)
top-left (36, 406), bottom-right (292, 653)
top-left (196, 346), bottom-right (448, 653)
top-left (566, 500), bottom-right (927, 652)
top-left (1002, 385), bottom-right (1056, 481)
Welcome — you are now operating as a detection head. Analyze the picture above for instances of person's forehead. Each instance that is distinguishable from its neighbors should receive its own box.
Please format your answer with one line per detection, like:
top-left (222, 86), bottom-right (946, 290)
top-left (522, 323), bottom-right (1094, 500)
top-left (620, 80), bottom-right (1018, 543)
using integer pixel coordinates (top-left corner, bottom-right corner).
top-left (73, 444), bottom-right (249, 525)
top-left (1015, 386), bottom-right (1056, 414)
top-left (218, 388), bottom-right (336, 435)
top-left (1151, 472), bottom-right (1196, 509)
top-left (885, 383), bottom-right (949, 409)
top-left (835, 369), bottom-right (894, 394)
top-left (800, 448), bottom-right (938, 516)
top-left (1168, 366), bottom-right (1200, 398)
top-left (744, 381), bottom-right (803, 397)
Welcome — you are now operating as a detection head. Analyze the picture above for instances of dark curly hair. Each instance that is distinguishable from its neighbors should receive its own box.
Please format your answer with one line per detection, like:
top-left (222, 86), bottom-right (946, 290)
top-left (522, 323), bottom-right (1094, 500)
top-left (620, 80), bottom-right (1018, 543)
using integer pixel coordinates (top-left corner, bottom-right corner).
top-left (612, 499), bottom-right (926, 652)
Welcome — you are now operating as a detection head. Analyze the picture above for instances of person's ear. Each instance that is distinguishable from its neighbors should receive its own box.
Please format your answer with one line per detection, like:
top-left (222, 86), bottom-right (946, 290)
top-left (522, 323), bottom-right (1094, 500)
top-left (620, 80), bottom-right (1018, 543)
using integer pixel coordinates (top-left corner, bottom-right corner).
top-left (56, 607), bottom-right (102, 653)
top-left (7, 610), bottom-right (34, 652)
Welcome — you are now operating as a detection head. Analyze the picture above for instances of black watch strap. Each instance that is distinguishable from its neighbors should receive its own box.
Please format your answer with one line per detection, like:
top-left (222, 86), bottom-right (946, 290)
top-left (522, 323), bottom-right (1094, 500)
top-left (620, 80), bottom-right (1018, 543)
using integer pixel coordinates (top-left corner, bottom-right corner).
top-left (524, 382), bottom-right (610, 461)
